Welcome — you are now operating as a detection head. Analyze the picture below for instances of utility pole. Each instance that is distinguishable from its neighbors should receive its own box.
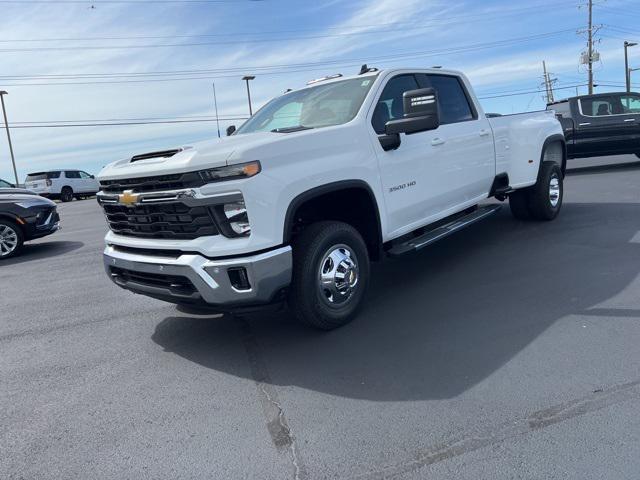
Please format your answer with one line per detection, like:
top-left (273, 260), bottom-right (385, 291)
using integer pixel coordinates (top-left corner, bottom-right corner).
top-left (587, 0), bottom-right (594, 94)
top-left (0, 91), bottom-right (19, 186)
top-left (542, 61), bottom-right (556, 104)
top-left (212, 82), bottom-right (221, 138)
top-left (624, 41), bottom-right (638, 93)
top-left (242, 75), bottom-right (255, 116)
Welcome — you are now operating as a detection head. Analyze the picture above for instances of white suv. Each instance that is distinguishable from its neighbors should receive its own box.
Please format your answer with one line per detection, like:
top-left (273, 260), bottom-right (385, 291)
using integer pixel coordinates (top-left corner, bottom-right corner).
top-left (24, 170), bottom-right (99, 202)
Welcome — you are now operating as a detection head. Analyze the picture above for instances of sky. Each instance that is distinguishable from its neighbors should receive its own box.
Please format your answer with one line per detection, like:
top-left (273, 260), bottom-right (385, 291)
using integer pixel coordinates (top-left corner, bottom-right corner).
top-left (0, 0), bottom-right (639, 182)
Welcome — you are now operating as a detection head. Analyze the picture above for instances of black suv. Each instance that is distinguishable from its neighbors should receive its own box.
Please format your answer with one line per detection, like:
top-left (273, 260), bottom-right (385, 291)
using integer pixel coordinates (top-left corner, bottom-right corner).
top-left (0, 188), bottom-right (60, 259)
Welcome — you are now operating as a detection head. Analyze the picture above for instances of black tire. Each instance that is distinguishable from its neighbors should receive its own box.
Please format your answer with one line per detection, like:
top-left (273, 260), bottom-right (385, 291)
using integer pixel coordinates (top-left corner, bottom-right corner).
top-left (508, 189), bottom-right (531, 220)
top-left (0, 219), bottom-right (24, 259)
top-left (527, 161), bottom-right (563, 220)
top-left (60, 187), bottom-right (73, 202)
top-left (288, 221), bottom-right (370, 330)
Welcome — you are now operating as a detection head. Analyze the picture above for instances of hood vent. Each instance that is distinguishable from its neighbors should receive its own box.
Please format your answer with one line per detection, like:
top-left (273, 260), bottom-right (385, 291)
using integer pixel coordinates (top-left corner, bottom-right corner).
top-left (131, 148), bottom-right (182, 163)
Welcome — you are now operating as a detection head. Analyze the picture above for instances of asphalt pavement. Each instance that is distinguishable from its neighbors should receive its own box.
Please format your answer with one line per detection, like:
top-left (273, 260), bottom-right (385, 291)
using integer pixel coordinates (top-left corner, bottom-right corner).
top-left (2, 155), bottom-right (639, 479)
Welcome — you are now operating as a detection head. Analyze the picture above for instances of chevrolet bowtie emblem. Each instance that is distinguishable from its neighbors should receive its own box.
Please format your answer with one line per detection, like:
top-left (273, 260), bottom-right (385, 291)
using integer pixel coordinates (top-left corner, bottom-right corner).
top-left (118, 190), bottom-right (139, 206)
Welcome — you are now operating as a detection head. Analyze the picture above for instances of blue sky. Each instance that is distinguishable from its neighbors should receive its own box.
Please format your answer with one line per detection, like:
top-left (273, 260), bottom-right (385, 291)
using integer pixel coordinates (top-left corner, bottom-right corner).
top-left (0, 0), bottom-right (639, 181)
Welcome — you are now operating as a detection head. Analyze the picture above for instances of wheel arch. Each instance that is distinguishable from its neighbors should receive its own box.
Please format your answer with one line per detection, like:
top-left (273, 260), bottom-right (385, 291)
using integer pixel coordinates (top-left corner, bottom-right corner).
top-left (283, 180), bottom-right (383, 260)
top-left (541, 134), bottom-right (567, 177)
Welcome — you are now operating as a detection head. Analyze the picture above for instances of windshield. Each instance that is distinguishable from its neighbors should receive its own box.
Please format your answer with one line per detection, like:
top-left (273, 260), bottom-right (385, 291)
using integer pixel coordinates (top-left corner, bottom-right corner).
top-left (236, 76), bottom-right (378, 134)
top-left (0, 179), bottom-right (13, 188)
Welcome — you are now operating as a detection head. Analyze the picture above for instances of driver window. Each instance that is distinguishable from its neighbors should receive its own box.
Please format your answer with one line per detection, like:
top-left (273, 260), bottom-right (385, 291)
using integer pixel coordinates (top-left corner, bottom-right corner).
top-left (371, 74), bottom-right (419, 135)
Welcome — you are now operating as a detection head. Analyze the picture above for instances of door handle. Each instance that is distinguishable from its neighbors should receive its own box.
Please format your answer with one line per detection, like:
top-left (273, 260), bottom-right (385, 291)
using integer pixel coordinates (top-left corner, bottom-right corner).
top-left (431, 138), bottom-right (446, 146)
top-left (624, 118), bottom-right (636, 122)
top-left (479, 129), bottom-right (490, 137)
top-left (578, 122), bottom-right (591, 126)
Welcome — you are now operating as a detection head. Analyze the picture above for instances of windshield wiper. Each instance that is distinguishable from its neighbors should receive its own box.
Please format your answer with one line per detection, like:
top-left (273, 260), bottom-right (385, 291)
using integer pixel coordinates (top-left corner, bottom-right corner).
top-left (270, 125), bottom-right (314, 133)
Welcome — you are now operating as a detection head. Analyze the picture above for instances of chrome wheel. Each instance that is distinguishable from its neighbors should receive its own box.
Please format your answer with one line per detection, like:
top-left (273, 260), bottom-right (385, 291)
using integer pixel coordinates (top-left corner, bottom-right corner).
top-left (318, 244), bottom-right (359, 306)
top-left (549, 174), bottom-right (560, 207)
top-left (0, 224), bottom-right (18, 257)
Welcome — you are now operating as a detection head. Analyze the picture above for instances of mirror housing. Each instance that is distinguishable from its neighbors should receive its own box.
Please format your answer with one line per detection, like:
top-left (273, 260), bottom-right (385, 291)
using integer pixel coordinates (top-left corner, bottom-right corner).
top-left (226, 125), bottom-right (236, 136)
top-left (384, 88), bottom-right (439, 136)
top-left (90, 174), bottom-right (95, 179)
top-left (378, 133), bottom-right (401, 151)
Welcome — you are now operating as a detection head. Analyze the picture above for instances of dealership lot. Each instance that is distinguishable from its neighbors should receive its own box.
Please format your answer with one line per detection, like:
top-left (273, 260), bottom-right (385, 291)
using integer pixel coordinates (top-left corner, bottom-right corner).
top-left (2, 156), bottom-right (640, 479)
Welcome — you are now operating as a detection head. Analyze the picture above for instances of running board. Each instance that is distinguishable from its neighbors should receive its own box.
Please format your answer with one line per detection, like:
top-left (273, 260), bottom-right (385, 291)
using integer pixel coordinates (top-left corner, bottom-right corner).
top-left (387, 205), bottom-right (502, 257)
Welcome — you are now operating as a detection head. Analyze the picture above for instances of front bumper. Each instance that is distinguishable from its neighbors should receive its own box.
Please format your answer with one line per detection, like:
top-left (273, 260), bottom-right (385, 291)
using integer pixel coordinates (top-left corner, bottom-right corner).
top-left (103, 244), bottom-right (292, 309)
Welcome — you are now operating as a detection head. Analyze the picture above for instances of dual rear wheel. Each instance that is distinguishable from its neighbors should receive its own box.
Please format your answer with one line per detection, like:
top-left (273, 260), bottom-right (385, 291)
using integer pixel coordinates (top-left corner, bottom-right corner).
top-left (509, 161), bottom-right (564, 221)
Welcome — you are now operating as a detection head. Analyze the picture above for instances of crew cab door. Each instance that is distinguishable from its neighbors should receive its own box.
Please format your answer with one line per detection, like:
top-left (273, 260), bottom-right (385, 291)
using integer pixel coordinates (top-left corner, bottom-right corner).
top-left (417, 73), bottom-right (495, 207)
top-left (574, 95), bottom-right (640, 156)
top-left (369, 72), bottom-right (495, 238)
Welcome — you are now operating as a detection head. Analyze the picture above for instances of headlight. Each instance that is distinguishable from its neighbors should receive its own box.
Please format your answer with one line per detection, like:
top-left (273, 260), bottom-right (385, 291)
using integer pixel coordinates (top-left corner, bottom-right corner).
top-left (198, 161), bottom-right (261, 183)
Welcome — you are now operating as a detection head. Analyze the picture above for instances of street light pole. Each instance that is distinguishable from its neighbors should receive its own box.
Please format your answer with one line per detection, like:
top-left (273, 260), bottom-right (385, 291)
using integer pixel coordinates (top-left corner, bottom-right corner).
top-left (624, 41), bottom-right (638, 93)
top-left (0, 91), bottom-right (19, 186)
top-left (242, 75), bottom-right (255, 116)
top-left (212, 81), bottom-right (221, 139)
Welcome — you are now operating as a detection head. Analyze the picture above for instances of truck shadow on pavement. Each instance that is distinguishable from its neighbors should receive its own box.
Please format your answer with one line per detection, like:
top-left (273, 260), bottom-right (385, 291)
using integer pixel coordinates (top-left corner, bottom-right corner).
top-left (152, 203), bottom-right (640, 401)
top-left (1, 241), bottom-right (84, 267)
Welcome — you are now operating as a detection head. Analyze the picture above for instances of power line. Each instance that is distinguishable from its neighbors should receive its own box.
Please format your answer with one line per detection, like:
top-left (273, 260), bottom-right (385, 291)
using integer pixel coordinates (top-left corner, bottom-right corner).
top-left (0, 29), bottom-right (579, 87)
top-left (8, 117), bottom-right (248, 128)
top-left (0, 1), bottom-right (578, 44)
top-left (0, 24), bottom-right (579, 53)
top-left (0, 0), bottom-right (266, 3)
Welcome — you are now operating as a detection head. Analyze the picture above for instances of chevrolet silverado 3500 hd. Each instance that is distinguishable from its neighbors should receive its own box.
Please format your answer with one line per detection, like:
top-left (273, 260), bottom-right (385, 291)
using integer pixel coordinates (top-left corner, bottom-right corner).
top-left (98, 67), bottom-right (566, 330)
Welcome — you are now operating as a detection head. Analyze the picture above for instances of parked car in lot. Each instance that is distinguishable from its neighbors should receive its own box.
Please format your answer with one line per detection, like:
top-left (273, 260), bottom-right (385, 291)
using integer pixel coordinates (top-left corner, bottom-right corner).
top-left (97, 66), bottom-right (565, 329)
top-left (24, 169), bottom-right (99, 202)
top-left (0, 188), bottom-right (60, 259)
top-left (547, 91), bottom-right (640, 160)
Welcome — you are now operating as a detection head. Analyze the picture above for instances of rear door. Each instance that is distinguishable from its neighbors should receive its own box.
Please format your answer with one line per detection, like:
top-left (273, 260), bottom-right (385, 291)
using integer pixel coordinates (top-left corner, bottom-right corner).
top-left (616, 94), bottom-right (640, 153)
top-left (64, 170), bottom-right (82, 193)
top-left (417, 73), bottom-right (495, 209)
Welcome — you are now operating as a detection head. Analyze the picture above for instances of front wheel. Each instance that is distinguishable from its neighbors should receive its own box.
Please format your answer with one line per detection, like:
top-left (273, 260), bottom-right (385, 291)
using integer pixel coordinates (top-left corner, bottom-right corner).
top-left (0, 219), bottom-right (24, 259)
top-left (288, 221), bottom-right (370, 330)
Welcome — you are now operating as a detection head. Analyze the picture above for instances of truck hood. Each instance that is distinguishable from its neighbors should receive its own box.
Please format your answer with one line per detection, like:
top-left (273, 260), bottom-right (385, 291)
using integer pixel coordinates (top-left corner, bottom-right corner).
top-left (98, 131), bottom-right (276, 181)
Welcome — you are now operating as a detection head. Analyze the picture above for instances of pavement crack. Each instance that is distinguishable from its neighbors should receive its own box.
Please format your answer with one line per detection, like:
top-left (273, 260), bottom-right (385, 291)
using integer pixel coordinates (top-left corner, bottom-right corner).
top-left (355, 378), bottom-right (640, 479)
top-left (236, 317), bottom-right (307, 480)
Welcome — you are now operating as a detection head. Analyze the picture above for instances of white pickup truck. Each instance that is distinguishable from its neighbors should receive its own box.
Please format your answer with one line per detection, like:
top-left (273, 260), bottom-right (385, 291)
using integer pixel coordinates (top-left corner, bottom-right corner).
top-left (97, 67), bottom-right (565, 329)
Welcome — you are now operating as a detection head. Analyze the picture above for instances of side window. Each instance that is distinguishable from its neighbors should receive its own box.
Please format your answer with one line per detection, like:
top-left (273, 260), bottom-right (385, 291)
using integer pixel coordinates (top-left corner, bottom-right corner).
top-left (425, 75), bottom-right (475, 124)
top-left (65, 171), bottom-right (80, 179)
top-left (619, 95), bottom-right (640, 114)
top-left (371, 74), bottom-right (419, 135)
top-left (79, 171), bottom-right (92, 179)
top-left (48, 171), bottom-right (61, 179)
top-left (580, 97), bottom-right (614, 116)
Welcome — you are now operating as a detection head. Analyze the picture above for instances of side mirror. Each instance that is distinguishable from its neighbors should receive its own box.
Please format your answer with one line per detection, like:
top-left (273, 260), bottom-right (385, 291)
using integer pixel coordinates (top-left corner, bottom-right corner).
top-left (226, 125), bottom-right (236, 136)
top-left (384, 88), bottom-right (440, 136)
top-left (90, 174), bottom-right (95, 179)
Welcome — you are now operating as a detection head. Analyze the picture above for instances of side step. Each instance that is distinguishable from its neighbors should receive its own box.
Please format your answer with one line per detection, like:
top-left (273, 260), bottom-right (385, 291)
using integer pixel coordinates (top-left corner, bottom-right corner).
top-left (387, 205), bottom-right (502, 257)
